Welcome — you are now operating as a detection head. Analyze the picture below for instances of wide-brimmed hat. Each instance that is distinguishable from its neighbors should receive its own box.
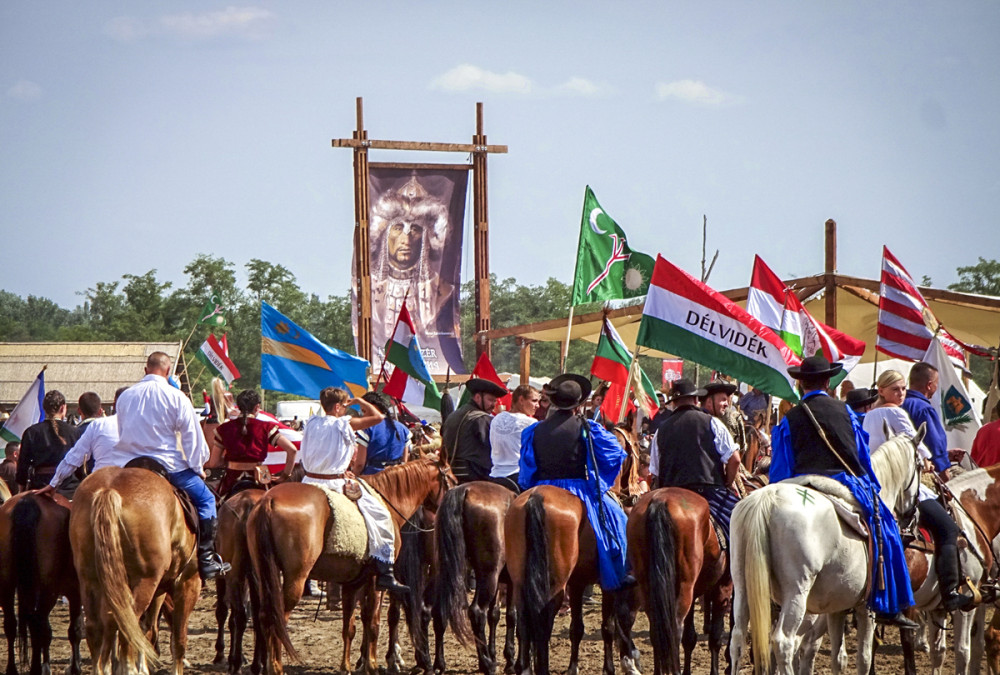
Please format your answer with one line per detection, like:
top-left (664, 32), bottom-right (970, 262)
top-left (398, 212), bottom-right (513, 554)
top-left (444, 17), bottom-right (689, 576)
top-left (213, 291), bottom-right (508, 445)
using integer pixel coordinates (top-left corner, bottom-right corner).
top-left (465, 378), bottom-right (508, 398)
top-left (668, 378), bottom-right (707, 402)
top-left (548, 373), bottom-right (592, 410)
top-left (786, 355), bottom-right (844, 380)
top-left (846, 387), bottom-right (878, 411)
top-left (701, 379), bottom-right (737, 397)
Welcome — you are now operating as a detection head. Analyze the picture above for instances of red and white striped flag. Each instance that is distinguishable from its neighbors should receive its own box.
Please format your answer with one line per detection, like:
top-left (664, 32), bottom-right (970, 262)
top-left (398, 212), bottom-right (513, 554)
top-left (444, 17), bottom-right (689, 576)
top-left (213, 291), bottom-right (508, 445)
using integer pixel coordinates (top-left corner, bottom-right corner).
top-left (877, 246), bottom-right (966, 369)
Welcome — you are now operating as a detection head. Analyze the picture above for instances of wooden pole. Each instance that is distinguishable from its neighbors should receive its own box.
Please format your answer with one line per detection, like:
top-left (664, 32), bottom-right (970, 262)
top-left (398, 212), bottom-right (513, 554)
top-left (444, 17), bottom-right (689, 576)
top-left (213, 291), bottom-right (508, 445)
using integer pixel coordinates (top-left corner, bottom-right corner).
top-left (353, 97), bottom-right (374, 365)
top-left (473, 102), bottom-right (492, 360)
top-left (518, 338), bottom-right (532, 384)
top-left (560, 306), bottom-right (575, 373)
top-left (618, 350), bottom-right (641, 425)
top-left (825, 219), bottom-right (837, 329)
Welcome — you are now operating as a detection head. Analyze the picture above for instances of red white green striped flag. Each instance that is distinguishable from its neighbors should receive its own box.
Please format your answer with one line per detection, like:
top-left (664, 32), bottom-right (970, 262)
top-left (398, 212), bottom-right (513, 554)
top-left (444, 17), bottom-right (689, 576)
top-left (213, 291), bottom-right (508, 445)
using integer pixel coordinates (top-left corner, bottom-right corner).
top-left (196, 334), bottom-right (240, 385)
top-left (381, 304), bottom-right (442, 410)
top-left (637, 255), bottom-right (802, 401)
top-left (591, 317), bottom-right (658, 417)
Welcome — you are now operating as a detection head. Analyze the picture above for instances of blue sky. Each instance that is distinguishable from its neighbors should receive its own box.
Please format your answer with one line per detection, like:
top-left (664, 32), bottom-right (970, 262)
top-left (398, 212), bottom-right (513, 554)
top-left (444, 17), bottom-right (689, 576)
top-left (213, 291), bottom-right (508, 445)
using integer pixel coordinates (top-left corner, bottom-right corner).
top-left (2, 2), bottom-right (998, 310)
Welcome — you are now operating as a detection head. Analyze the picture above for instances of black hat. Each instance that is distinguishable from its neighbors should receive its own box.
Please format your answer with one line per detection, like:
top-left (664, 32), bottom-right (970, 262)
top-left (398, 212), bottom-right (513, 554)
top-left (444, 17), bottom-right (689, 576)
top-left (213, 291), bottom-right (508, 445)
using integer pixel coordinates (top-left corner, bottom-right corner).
top-left (786, 355), bottom-right (844, 380)
top-left (846, 387), bottom-right (878, 411)
top-left (702, 379), bottom-right (737, 397)
top-left (465, 378), bottom-right (508, 398)
top-left (668, 378), bottom-right (707, 402)
top-left (548, 373), bottom-right (592, 410)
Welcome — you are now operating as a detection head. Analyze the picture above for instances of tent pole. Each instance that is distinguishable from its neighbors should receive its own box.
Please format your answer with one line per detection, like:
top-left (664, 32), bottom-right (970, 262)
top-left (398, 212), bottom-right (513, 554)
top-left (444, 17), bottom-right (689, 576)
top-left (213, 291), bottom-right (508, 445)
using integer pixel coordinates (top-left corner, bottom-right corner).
top-left (560, 306), bottom-right (575, 373)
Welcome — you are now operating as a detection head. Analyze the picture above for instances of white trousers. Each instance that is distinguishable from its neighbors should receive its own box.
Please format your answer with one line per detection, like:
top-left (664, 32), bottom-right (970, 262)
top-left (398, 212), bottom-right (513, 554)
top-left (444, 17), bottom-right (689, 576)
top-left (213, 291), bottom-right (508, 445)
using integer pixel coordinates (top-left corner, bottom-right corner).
top-left (303, 476), bottom-right (396, 562)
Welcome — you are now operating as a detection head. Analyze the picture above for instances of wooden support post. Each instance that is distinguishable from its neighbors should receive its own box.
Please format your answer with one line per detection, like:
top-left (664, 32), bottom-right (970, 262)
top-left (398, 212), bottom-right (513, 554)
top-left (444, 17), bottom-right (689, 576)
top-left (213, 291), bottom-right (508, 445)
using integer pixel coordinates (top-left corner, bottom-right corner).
top-left (825, 219), bottom-right (837, 329)
top-left (518, 338), bottom-right (532, 384)
top-left (352, 97), bottom-right (374, 365)
top-left (473, 102), bottom-right (492, 359)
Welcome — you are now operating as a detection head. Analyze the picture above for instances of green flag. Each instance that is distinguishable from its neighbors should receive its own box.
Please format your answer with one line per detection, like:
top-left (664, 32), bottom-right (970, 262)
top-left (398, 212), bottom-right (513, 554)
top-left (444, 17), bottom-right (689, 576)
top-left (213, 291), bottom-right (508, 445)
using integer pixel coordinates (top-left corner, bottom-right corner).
top-left (198, 294), bottom-right (227, 327)
top-left (571, 186), bottom-right (655, 306)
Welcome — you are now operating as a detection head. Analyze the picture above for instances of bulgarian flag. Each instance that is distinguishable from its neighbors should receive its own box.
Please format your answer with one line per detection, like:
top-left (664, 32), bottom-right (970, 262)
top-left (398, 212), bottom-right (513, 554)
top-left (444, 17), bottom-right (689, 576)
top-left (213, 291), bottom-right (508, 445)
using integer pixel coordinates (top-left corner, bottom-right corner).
top-left (637, 255), bottom-right (801, 401)
top-left (591, 317), bottom-right (657, 419)
top-left (196, 334), bottom-right (241, 386)
top-left (381, 304), bottom-right (443, 410)
top-left (747, 255), bottom-right (865, 382)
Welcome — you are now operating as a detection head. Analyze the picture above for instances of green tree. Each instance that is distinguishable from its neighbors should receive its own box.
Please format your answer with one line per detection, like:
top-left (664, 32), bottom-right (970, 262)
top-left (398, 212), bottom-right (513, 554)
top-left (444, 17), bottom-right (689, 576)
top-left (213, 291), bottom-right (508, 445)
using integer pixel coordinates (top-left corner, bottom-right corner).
top-left (948, 257), bottom-right (1000, 392)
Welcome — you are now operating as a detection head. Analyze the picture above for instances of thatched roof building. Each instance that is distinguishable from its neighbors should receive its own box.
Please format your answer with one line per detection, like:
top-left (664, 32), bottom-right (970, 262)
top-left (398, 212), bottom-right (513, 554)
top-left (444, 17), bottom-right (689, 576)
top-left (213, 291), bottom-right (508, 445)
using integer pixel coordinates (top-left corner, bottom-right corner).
top-left (0, 342), bottom-right (189, 411)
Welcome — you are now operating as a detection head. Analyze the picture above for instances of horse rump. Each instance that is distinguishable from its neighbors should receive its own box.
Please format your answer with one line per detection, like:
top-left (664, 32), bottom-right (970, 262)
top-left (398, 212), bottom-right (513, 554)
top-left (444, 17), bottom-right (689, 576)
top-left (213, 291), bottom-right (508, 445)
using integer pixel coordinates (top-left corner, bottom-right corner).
top-left (645, 498), bottom-right (680, 673)
top-left (433, 485), bottom-right (473, 646)
top-left (246, 496), bottom-right (300, 662)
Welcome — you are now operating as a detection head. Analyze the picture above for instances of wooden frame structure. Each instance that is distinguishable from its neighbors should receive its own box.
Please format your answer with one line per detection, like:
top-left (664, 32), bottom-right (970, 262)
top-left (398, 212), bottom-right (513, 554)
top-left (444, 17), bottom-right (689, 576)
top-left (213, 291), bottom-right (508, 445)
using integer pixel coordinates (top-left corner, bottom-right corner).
top-left (332, 98), bottom-right (506, 365)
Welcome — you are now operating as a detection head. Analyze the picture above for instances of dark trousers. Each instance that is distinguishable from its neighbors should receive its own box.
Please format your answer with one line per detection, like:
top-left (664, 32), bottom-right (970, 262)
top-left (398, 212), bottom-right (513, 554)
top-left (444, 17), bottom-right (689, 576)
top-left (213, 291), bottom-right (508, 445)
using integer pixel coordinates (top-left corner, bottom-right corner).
top-left (687, 484), bottom-right (740, 541)
top-left (918, 498), bottom-right (962, 593)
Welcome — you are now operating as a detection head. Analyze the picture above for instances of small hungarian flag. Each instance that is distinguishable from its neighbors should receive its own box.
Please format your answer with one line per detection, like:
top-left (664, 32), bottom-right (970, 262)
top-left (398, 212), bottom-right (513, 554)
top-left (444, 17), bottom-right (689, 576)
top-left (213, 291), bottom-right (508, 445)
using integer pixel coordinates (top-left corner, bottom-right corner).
top-left (381, 304), bottom-right (442, 410)
top-left (591, 317), bottom-right (658, 419)
top-left (571, 186), bottom-right (655, 306)
top-left (196, 334), bottom-right (241, 385)
top-left (637, 255), bottom-right (801, 401)
top-left (198, 294), bottom-right (227, 327)
top-left (458, 352), bottom-right (512, 410)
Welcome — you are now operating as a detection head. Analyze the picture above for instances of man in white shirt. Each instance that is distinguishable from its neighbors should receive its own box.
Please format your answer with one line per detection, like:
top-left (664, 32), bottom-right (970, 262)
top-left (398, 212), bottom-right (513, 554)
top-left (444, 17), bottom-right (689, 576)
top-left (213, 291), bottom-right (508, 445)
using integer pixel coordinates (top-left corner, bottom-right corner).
top-left (42, 387), bottom-right (129, 490)
top-left (114, 352), bottom-right (229, 580)
top-left (488, 384), bottom-right (540, 492)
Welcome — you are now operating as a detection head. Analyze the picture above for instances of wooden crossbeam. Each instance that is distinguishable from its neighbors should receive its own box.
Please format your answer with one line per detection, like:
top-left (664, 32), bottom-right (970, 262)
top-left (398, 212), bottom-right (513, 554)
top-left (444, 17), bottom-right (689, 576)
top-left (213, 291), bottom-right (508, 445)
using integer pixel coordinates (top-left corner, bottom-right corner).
top-left (332, 138), bottom-right (507, 154)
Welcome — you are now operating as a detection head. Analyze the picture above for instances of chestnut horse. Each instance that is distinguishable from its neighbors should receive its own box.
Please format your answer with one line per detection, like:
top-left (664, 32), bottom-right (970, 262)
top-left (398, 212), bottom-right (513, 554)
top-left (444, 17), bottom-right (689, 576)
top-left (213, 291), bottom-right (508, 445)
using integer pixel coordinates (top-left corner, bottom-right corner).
top-left (0, 492), bottom-right (84, 675)
top-left (69, 467), bottom-right (202, 675)
top-left (433, 481), bottom-right (517, 675)
top-left (626, 487), bottom-right (730, 675)
top-left (247, 456), bottom-right (455, 675)
top-left (505, 486), bottom-right (635, 675)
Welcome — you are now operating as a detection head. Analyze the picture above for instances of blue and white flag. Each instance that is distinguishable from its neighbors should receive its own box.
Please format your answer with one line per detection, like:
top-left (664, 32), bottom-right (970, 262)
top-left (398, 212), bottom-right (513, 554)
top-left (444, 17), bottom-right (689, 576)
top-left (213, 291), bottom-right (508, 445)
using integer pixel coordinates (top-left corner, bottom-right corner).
top-left (0, 369), bottom-right (45, 443)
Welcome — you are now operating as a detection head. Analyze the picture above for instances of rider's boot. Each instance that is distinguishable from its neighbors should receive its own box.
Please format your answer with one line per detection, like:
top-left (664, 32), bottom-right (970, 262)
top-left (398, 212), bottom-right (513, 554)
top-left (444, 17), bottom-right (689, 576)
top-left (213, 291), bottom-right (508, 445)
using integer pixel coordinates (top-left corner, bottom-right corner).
top-left (197, 517), bottom-right (231, 580)
top-left (937, 543), bottom-right (976, 612)
top-left (874, 611), bottom-right (920, 629)
top-left (373, 558), bottom-right (409, 596)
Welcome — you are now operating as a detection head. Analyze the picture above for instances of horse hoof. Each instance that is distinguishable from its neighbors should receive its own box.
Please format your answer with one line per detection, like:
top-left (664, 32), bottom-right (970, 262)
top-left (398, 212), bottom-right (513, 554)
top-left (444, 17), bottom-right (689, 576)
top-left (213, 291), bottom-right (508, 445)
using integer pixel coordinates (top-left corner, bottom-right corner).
top-left (620, 656), bottom-right (642, 675)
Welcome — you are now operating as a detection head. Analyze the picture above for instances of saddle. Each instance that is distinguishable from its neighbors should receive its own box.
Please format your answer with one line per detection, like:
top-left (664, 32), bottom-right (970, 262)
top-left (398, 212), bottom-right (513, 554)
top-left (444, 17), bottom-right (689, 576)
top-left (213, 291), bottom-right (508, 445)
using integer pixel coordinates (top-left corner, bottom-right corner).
top-left (310, 483), bottom-right (371, 564)
top-left (123, 457), bottom-right (199, 535)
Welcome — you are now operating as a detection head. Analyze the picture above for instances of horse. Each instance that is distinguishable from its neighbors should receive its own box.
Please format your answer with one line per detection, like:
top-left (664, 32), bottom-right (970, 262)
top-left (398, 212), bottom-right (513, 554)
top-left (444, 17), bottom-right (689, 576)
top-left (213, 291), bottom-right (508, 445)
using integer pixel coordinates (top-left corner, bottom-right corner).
top-left (213, 487), bottom-right (266, 675)
top-left (246, 456), bottom-right (455, 675)
top-left (610, 427), bottom-right (644, 507)
top-left (69, 467), bottom-right (202, 675)
top-left (505, 486), bottom-right (636, 675)
top-left (729, 430), bottom-right (924, 675)
top-left (0, 492), bottom-right (84, 675)
top-left (626, 487), bottom-right (730, 675)
top-left (433, 480), bottom-right (517, 675)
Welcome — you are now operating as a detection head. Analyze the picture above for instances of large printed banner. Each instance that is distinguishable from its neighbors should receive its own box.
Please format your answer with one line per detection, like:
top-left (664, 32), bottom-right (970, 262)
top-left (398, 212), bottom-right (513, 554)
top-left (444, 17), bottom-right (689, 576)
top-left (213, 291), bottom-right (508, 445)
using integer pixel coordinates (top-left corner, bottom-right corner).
top-left (353, 167), bottom-right (469, 377)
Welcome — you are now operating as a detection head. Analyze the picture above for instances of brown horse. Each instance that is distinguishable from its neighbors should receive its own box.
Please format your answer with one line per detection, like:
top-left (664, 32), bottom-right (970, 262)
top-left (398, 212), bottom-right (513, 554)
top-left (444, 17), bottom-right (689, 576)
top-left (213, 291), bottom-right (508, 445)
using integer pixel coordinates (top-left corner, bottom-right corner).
top-left (213, 488), bottom-right (266, 675)
top-left (69, 467), bottom-right (202, 675)
top-left (0, 492), bottom-right (83, 675)
top-left (626, 487), bottom-right (731, 675)
top-left (246, 456), bottom-right (455, 675)
top-left (610, 427), bottom-right (644, 507)
top-left (433, 480), bottom-right (517, 675)
top-left (505, 486), bottom-right (634, 675)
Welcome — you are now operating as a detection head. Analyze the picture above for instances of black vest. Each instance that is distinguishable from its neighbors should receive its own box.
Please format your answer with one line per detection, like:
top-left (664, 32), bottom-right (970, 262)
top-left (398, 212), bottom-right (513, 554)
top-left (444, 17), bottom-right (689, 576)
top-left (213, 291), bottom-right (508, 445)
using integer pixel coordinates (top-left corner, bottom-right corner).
top-left (441, 403), bottom-right (493, 481)
top-left (531, 411), bottom-right (587, 481)
top-left (785, 394), bottom-right (866, 478)
top-left (656, 405), bottom-right (723, 487)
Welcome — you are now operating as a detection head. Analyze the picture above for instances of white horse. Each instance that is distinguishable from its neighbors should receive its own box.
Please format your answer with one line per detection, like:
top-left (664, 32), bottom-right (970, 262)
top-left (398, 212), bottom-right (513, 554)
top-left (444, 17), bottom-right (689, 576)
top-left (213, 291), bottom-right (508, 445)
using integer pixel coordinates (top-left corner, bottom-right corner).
top-left (729, 429), bottom-right (924, 675)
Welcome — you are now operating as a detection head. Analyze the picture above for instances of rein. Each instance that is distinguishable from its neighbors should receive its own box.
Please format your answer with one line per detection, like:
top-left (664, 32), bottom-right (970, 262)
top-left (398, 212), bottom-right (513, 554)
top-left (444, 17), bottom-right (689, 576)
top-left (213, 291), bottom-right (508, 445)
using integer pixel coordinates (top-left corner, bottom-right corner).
top-left (362, 461), bottom-right (455, 534)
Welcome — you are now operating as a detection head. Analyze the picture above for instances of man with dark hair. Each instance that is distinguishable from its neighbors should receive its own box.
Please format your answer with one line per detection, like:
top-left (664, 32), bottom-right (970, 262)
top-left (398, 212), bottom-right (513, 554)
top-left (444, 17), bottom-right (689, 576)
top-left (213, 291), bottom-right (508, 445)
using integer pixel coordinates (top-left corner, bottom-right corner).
top-left (441, 378), bottom-right (508, 483)
top-left (901, 362), bottom-right (951, 479)
top-left (0, 443), bottom-right (18, 495)
top-left (488, 384), bottom-right (540, 490)
top-left (77, 392), bottom-right (104, 428)
top-left (770, 355), bottom-right (916, 628)
top-left (702, 378), bottom-right (747, 454)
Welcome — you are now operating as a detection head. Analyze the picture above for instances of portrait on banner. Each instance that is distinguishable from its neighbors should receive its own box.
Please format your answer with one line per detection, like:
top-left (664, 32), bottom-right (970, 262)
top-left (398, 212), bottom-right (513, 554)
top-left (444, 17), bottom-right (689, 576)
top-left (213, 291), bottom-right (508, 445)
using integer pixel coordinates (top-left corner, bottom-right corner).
top-left (353, 166), bottom-right (468, 377)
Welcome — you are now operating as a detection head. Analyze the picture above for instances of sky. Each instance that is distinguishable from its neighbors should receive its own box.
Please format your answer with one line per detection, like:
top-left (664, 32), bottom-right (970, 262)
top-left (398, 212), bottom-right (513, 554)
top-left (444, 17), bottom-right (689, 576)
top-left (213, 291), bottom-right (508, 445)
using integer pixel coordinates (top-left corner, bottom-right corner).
top-left (2, 1), bottom-right (999, 312)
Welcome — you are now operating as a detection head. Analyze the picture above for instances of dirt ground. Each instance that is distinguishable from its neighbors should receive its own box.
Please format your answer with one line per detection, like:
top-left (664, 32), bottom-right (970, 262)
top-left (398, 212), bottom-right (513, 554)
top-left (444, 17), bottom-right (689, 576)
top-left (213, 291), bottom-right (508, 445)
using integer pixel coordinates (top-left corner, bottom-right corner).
top-left (32, 587), bottom-right (973, 675)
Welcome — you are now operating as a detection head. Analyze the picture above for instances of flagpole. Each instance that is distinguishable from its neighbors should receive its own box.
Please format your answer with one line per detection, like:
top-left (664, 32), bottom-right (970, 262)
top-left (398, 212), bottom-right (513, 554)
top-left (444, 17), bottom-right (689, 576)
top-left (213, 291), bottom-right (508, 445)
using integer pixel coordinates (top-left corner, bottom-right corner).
top-left (618, 350), bottom-right (641, 425)
top-left (560, 306), bottom-right (575, 374)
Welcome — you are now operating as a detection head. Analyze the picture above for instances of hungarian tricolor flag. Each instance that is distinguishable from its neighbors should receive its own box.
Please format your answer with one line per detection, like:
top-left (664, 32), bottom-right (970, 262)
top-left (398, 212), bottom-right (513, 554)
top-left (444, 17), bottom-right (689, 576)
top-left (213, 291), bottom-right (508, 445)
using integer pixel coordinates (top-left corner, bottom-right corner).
top-left (196, 334), bottom-right (240, 386)
top-left (591, 317), bottom-right (658, 419)
top-left (637, 255), bottom-right (801, 401)
top-left (747, 255), bottom-right (865, 382)
top-left (381, 304), bottom-right (443, 410)
top-left (458, 352), bottom-right (512, 410)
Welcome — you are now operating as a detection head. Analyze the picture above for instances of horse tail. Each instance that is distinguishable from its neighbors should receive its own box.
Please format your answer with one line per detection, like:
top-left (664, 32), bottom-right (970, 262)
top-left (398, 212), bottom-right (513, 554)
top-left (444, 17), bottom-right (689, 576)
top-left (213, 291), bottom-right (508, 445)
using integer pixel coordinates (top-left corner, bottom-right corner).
top-left (646, 499), bottom-right (680, 673)
top-left (434, 486), bottom-right (473, 646)
top-left (397, 507), bottom-right (431, 653)
top-left (521, 492), bottom-right (550, 653)
top-left (12, 496), bottom-right (42, 664)
top-left (247, 497), bottom-right (299, 662)
top-left (90, 487), bottom-right (161, 667)
top-left (735, 490), bottom-right (775, 675)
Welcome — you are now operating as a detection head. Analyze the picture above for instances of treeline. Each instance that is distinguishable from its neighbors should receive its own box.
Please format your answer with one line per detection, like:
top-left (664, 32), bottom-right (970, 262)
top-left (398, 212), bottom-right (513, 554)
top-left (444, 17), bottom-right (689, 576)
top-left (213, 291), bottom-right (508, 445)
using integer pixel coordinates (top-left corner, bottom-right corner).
top-left (2, 255), bottom-right (997, 395)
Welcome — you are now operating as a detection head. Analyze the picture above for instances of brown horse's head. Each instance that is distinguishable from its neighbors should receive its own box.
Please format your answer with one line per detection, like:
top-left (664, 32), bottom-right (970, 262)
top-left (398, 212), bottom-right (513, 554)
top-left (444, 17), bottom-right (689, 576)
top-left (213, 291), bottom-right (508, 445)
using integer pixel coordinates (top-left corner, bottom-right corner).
top-left (367, 455), bottom-right (456, 519)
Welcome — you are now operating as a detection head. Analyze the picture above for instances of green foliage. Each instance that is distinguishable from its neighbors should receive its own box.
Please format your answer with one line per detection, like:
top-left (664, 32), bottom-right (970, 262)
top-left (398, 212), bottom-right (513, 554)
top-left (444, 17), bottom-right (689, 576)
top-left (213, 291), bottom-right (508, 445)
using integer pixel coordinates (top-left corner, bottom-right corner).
top-left (947, 258), bottom-right (1000, 392)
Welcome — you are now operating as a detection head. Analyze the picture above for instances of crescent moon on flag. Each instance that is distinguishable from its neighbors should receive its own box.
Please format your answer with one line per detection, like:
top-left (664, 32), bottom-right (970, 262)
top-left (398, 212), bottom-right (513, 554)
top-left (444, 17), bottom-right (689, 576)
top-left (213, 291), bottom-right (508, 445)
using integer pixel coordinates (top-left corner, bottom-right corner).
top-left (589, 208), bottom-right (607, 234)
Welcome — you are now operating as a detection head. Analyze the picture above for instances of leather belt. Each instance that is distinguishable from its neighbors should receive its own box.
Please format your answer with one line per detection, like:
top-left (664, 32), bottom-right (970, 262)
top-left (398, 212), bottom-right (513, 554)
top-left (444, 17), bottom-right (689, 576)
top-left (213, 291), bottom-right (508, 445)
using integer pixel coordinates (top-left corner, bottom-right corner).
top-left (226, 461), bottom-right (262, 471)
top-left (305, 471), bottom-right (347, 480)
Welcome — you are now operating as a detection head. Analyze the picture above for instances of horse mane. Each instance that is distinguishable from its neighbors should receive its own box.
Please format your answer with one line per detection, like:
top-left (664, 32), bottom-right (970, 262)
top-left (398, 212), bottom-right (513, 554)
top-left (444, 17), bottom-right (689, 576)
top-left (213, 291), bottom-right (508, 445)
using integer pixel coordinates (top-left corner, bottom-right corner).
top-left (365, 456), bottom-right (436, 504)
top-left (869, 433), bottom-right (915, 499)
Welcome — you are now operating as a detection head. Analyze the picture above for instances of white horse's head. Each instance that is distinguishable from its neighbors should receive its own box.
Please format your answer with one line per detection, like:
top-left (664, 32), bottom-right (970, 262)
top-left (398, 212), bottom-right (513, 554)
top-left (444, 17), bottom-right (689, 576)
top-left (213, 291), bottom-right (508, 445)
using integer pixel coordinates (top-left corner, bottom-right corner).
top-left (869, 422), bottom-right (927, 523)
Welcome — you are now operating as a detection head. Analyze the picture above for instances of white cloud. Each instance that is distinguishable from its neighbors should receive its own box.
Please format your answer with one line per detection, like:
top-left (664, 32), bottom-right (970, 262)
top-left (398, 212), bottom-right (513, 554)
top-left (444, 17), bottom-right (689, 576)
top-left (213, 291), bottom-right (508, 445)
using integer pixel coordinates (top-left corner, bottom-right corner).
top-left (7, 80), bottom-right (42, 102)
top-left (553, 77), bottom-right (604, 97)
top-left (160, 6), bottom-right (275, 40)
top-left (430, 65), bottom-right (533, 94)
top-left (655, 79), bottom-right (738, 106)
top-left (104, 17), bottom-right (149, 42)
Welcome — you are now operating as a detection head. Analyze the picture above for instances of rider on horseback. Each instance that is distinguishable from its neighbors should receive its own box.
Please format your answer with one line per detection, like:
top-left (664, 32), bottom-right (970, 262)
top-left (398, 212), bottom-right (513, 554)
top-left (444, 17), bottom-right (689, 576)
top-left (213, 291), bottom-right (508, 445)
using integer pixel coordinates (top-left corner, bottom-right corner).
top-left (649, 378), bottom-right (742, 543)
top-left (442, 378), bottom-right (507, 483)
top-left (770, 355), bottom-right (919, 628)
top-left (518, 373), bottom-right (636, 591)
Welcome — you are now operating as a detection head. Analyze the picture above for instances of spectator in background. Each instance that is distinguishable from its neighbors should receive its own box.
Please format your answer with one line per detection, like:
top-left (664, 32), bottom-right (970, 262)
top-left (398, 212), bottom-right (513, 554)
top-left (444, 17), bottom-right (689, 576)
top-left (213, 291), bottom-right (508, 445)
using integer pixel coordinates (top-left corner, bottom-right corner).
top-left (0, 443), bottom-right (19, 495)
top-left (900, 362), bottom-right (954, 479)
top-left (488, 384), bottom-right (540, 491)
top-left (739, 386), bottom-right (769, 428)
top-left (971, 401), bottom-right (1000, 467)
top-left (17, 390), bottom-right (82, 496)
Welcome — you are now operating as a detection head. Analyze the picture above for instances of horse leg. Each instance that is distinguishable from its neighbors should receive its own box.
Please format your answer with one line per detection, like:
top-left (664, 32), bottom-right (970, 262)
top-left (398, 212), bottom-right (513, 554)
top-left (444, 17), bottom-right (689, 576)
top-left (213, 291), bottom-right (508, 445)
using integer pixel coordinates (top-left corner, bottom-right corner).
top-left (952, 607), bottom-right (976, 675)
top-left (359, 585), bottom-right (383, 675)
top-left (214, 578), bottom-right (228, 666)
top-left (900, 623), bottom-right (918, 675)
top-left (386, 595), bottom-right (401, 675)
top-left (27, 597), bottom-right (56, 675)
top-left (227, 575), bottom-right (248, 675)
top-left (565, 586), bottom-right (584, 675)
top-left (771, 596), bottom-right (808, 675)
top-left (502, 583), bottom-right (517, 675)
top-left (2, 591), bottom-right (16, 675)
top-left (65, 590), bottom-right (84, 675)
top-left (170, 577), bottom-right (201, 675)
top-left (432, 586), bottom-right (447, 675)
top-left (825, 611), bottom-right (848, 675)
top-left (705, 584), bottom-right (731, 675)
top-left (853, 609), bottom-right (875, 675)
top-left (600, 588), bottom-right (621, 675)
top-left (728, 576), bottom-right (749, 674)
top-left (928, 611), bottom-right (947, 674)
top-left (971, 603), bottom-right (987, 674)
top-left (681, 609), bottom-right (696, 675)
top-left (471, 569), bottom-right (500, 675)
top-left (340, 584), bottom-right (359, 674)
